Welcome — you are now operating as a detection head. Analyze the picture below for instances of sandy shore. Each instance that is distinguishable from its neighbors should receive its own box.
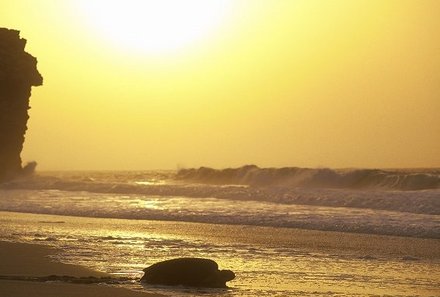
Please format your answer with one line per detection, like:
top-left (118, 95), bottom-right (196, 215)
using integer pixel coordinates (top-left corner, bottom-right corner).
top-left (129, 218), bottom-right (440, 260)
top-left (0, 241), bottom-right (163, 297)
top-left (1, 211), bottom-right (439, 296)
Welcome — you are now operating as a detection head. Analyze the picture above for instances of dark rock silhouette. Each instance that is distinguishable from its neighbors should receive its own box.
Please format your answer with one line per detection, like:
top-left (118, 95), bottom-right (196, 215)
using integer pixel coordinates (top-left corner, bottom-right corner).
top-left (0, 28), bottom-right (42, 181)
top-left (141, 258), bottom-right (235, 288)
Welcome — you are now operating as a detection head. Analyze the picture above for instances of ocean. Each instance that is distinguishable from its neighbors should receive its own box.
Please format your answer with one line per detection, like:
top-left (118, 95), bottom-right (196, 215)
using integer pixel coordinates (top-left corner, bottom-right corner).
top-left (0, 167), bottom-right (439, 296)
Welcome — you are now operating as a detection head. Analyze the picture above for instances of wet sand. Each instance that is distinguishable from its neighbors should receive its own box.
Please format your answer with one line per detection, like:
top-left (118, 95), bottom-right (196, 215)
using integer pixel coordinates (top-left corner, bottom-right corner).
top-left (0, 241), bottom-right (163, 297)
top-left (125, 218), bottom-right (440, 259)
top-left (1, 211), bottom-right (439, 296)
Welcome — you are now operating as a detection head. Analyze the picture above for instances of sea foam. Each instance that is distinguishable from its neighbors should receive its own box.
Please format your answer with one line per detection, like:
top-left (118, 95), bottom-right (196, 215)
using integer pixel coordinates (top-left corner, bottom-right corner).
top-left (1, 167), bottom-right (439, 215)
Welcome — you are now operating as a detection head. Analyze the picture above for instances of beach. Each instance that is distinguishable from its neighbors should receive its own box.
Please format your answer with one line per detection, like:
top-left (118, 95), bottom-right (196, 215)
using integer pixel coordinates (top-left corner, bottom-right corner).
top-left (1, 210), bottom-right (439, 296)
top-left (0, 240), bottom-right (163, 297)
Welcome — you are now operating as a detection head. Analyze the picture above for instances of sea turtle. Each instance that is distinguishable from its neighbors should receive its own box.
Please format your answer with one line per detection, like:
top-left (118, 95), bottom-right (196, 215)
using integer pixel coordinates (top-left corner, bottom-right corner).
top-left (140, 258), bottom-right (235, 288)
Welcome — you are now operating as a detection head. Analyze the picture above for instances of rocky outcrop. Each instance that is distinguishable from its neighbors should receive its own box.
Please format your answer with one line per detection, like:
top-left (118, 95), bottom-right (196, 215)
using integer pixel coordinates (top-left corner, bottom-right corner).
top-left (0, 28), bottom-right (42, 181)
top-left (141, 258), bottom-right (235, 288)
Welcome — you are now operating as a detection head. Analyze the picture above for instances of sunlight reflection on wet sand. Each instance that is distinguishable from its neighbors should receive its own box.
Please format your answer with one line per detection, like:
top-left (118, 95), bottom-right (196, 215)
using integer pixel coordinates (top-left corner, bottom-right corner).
top-left (0, 211), bottom-right (439, 297)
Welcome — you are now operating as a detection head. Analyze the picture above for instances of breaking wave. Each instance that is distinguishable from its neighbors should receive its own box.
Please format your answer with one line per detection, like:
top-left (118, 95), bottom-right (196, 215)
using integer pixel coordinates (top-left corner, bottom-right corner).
top-left (1, 167), bottom-right (439, 215)
top-left (177, 165), bottom-right (440, 190)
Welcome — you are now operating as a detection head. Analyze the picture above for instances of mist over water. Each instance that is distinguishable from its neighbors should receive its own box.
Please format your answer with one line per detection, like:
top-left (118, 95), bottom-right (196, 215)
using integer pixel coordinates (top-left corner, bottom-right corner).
top-left (177, 165), bottom-right (440, 190)
top-left (1, 167), bottom-right (439, 238)
top-left (2, 166), bottom-right (439, 215)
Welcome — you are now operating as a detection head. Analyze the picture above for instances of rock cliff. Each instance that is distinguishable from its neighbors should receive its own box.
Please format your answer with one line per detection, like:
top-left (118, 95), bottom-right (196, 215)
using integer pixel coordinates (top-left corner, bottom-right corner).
top-left (0, 28), bottom-right (42, 181)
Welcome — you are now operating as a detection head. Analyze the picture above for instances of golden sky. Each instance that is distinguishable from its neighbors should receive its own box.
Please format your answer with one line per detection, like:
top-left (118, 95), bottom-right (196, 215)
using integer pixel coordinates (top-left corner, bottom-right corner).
top-left (1, 0), bottom-right (439, 170)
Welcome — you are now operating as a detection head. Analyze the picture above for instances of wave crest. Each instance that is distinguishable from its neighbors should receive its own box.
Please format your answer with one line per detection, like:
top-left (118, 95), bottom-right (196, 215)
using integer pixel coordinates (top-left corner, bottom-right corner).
top-left (177, 165), bottom-right (440, 190)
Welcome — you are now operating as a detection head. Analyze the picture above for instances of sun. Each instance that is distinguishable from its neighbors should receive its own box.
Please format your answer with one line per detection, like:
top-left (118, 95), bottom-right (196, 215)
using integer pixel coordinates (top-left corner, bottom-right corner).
top-left (75, 0), bottom-right (234, 54)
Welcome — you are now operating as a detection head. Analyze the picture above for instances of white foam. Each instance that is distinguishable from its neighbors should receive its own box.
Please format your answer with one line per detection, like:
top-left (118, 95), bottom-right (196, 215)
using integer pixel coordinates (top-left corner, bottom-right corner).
top-left (0, 189), bottom-right (438, 238)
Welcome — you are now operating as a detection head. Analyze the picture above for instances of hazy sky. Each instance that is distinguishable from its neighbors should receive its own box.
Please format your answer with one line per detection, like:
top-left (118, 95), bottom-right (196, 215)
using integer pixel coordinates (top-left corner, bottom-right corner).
top-left (1, 0), bottom-right (439, 170)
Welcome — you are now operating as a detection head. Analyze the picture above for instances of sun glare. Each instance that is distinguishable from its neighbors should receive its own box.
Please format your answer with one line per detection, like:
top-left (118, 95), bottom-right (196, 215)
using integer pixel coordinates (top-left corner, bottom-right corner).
top-left (75, 0), bottom-right (234, 54)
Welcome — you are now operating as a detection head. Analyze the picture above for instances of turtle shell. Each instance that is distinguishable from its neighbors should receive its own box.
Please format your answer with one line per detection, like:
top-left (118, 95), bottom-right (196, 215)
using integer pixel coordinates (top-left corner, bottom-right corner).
top-left (141, 258), bottom-right (234, 288)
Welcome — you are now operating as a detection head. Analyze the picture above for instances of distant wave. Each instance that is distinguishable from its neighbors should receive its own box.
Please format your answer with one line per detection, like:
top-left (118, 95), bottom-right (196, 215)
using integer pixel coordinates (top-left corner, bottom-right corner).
top-left (177, 165), bottom-right (440, 191)
top-left (1, 168), bottom-right (439, 215)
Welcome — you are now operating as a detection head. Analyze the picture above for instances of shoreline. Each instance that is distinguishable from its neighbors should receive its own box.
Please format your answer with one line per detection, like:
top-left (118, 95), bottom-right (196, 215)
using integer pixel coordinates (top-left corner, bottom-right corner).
top-left (0, 241), bottom-right (163, 297)
top-left (1, 211), bottom-right (439, 296)
top-left (1, 210), bottom-right (439, 261)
